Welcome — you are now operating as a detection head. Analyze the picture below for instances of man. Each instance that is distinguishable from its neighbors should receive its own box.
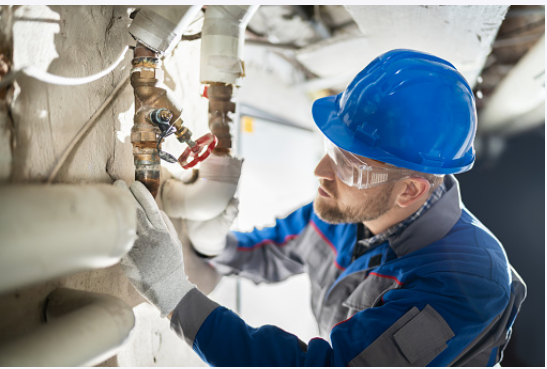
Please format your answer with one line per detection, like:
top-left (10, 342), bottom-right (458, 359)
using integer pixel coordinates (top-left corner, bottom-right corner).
top-left (115, 49), bottom-right (526, 366)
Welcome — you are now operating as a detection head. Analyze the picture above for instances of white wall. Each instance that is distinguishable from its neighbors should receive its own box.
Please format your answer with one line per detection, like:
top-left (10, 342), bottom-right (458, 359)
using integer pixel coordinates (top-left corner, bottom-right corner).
top-left (234, 116), bottom-right (323, 342)
top-left (0, 5), bottom-right (324, 366)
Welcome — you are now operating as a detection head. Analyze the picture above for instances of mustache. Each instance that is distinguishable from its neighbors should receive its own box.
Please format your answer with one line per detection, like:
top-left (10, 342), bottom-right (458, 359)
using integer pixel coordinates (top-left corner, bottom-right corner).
top-left (319, 180), bottom-right (336, 198)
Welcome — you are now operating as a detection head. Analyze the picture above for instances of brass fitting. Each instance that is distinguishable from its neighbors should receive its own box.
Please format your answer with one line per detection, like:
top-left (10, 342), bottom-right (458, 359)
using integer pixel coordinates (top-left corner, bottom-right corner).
top-left (131, 43), bottom-right (183, 198)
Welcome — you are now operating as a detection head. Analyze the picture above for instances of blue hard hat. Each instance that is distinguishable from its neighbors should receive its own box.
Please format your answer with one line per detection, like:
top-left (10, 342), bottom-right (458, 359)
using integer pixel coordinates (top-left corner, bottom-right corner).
top-left (312, 49), bottom-right (477, 175)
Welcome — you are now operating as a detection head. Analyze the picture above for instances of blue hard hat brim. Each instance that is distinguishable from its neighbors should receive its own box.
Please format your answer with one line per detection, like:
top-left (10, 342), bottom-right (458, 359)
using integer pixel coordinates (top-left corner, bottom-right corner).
top-left (311, 95), bottom-right (475, 175)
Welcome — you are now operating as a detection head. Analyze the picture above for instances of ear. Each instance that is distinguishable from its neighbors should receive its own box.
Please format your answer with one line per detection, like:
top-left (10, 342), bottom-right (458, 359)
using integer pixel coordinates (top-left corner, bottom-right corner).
top-left (395, 177), bottom-right (431, 208)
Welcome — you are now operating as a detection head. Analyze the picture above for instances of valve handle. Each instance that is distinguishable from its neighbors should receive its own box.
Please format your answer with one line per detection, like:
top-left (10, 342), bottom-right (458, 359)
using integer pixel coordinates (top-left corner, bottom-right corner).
top-left (178, 133), bottom-right (218, 169)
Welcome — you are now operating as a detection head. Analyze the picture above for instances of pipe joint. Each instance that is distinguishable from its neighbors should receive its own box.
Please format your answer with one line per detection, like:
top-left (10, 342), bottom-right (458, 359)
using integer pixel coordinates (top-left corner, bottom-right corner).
top-left (129, 6), bottom-right (203, 56)
top-left (130, 43), bottom-right (182, 197)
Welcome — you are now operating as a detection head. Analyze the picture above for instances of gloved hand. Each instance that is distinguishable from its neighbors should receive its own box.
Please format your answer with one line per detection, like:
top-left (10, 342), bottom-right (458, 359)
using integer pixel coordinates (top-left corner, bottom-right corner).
top-left (185, 197), bottom-right (239, 256)
top-left (114, 180), bottom-right (195, 317)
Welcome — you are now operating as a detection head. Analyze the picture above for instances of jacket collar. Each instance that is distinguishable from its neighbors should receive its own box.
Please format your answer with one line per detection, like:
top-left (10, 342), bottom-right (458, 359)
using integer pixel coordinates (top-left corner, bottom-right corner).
top-left (388, 174), bottom-right (463, 257)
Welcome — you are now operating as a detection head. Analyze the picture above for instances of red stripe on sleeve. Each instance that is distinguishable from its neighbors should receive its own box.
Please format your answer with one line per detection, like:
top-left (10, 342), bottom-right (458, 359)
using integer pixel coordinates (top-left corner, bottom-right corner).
top-left (369, 271), bottom-right (404, 286)
top-left (332, 316), bottom-right (353, 330)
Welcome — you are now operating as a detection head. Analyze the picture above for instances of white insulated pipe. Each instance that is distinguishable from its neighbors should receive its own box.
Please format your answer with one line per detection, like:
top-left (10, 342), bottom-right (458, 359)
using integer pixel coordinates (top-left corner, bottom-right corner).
top-left (200, 5), bottom-right (259, 86)
top-left (0, 184), bottom-right (136, 294)
top-left (0, 288), bottom-right (135, 366)
top-left (479, 34), bottom-right (545, 134)
top-left (161, 154), bottom-right (243, 221)
top-left (129, 5), bottom-right (203, 55)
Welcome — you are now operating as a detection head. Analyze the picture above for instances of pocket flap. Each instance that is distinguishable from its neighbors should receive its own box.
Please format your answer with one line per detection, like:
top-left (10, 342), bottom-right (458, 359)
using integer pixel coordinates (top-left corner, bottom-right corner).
top-left (344, 272), bottom-right (401, 310)
top-left (393, 304), bottom-right (455, 364)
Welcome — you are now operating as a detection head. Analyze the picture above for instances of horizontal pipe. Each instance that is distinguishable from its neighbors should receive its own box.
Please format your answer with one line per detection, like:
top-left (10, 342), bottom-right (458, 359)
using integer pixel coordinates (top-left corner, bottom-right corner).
top-left (479, 34), bottom-right (545, 133)
top-left (0, 288), bottom-right (135, 366)
top-left (0, 184), bottom-right (136, 294)
top-left (245, 38), bottom-right (301, 51)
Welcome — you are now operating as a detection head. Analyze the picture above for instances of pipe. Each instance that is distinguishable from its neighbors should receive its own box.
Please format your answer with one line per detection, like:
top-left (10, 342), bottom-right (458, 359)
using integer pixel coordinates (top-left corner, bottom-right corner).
top-left (161, 153), bottom-right (242, 221)
top-left (0, 288), bottom-right (135, 366)
top-left (479, 35), bottom-right (545, 134)
top-left (131, 43), bottom-right (208, 196)
top-left (129, 5), bottom-right (203, 56)
top-left (0, 184), bottom-right (136, 294)
top-left (130, 44), bottom-right (173, 198)
top-left (130, 5), bottom-right (213, 195)
top-left (245, 38), bottom-right (301, 51)
top-left (0, 46), bottom-right (130, 90)
top-left (201, 5), bottom-right (259, 155)
top-left (207, 83), bottom-right (236, 156)
top-left (200, 5), bottom-right (259, 86)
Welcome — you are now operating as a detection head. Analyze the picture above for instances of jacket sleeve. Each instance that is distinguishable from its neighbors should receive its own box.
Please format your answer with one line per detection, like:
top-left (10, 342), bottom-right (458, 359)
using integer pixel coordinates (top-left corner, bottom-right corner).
top-left (170, 268), bottom-right (510, 367)
top-left (208, 202), bottom-right (315, 284)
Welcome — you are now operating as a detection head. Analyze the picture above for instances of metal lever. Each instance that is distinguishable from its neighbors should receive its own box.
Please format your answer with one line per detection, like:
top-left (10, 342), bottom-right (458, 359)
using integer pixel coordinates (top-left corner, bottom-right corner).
top-left (150, 108), bottom-right (217, 168)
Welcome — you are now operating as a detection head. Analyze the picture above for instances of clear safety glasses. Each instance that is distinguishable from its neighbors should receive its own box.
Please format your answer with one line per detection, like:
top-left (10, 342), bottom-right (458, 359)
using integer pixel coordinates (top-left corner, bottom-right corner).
top-left (324, 138), bottom-right (412, 189)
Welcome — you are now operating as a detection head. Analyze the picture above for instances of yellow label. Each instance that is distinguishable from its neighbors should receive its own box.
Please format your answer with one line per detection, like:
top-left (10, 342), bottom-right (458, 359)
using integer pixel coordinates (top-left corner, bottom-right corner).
top-left (242, 116), bottom-right (254, 133)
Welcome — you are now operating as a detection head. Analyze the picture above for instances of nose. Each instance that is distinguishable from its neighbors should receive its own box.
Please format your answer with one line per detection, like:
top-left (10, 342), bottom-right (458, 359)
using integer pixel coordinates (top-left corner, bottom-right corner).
top-left (314, 154), bottom-right (336, 181)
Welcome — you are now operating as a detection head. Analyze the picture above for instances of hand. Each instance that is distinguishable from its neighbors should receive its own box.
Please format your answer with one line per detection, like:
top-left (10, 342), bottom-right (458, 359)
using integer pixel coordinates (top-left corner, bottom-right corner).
top-left (114, 180), bottom-right (195, 317)
top-left (185, 197), bottom-right (239, 256)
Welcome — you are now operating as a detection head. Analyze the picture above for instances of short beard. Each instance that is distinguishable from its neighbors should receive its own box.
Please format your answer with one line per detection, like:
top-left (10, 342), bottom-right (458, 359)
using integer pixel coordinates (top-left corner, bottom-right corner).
top-left (314, 182), bottom-right (395, 224)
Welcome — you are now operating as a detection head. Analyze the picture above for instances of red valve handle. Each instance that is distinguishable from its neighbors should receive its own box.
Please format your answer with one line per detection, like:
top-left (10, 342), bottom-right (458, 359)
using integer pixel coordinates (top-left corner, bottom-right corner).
top-left (178, 133), bottom-right (218, 169)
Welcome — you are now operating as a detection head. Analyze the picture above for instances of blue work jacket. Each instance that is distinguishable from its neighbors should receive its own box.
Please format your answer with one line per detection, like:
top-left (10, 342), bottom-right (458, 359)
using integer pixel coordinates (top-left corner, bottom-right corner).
top-left (170, 175), bottom-right (526, 366)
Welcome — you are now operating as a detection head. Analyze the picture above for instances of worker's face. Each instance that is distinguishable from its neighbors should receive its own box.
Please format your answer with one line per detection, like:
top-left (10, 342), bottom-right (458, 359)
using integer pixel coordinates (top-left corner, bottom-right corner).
top-left (313, 153), bottom-right (397, 224)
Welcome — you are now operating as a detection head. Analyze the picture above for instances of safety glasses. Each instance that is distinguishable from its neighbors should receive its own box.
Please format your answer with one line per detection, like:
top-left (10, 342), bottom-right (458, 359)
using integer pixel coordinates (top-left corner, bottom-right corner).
top-left (324, 138), bottom-right (412, 189)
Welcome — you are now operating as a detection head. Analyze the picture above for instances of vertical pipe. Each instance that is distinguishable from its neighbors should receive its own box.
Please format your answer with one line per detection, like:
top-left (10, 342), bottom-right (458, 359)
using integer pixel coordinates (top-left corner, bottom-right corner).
top-left (200, 5), bottom-right (259, 86)
top-left (0, 5), bottom-right (14, 182)
top-left (200, 5), bottom-right (259, 156)
top-left (208, 83), bottom-right (236, 156)
top-left (131, 43), bottom-right (165, 198)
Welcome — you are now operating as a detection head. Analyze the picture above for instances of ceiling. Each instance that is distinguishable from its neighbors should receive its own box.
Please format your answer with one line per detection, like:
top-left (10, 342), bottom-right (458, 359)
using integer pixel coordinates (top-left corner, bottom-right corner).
top-left (245, 5), bottom-right (545, 137)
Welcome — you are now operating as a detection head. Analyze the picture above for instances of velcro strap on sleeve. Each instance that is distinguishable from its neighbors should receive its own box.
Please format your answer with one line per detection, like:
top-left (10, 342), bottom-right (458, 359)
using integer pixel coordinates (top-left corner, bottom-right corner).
top-left (393, 304), bottom-right (455, 365)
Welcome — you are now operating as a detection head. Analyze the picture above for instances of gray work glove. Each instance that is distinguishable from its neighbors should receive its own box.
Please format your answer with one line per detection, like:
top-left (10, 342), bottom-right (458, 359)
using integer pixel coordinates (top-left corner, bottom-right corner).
top-left (114, 180), bottom-right (195, 317)
top-left (185, 197), bottom-right (239, 256)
